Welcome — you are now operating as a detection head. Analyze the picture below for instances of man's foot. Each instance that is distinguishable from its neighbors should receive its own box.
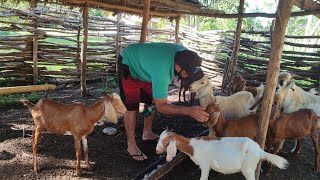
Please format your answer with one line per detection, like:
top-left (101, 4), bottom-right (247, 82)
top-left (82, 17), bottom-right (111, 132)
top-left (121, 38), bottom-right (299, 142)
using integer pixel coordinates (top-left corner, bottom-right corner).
top-left (127, 146), bottom-right (147, 161)
top-left (142, 132), bottom-right (159, 141)
top-left (126, 151), bottom-right (147, 162)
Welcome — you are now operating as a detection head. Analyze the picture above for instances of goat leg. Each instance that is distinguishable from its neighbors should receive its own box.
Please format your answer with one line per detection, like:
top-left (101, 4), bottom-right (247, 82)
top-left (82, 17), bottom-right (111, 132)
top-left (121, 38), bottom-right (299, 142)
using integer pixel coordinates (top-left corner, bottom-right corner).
top-left (290, 140), bottom-right (300, 154)
top-left (183, 89), bottom-right (187, 102)
top-left (32, 126), bottom-right (42, 173)
top-left (199, 164), bottom-right (210, 180)
top-left (178, 86), bottom-right (182, 103)
top-left (266, 139), bottom-right (283, 173)
top-left (74, 136), bottom-right (83, 176)
top-left (190, 92), bottom-right (195, 105)
top-left (292, 138), bottom-right (303, 158)
top-left (82, 136), bottom-right (93, 171)
top-left (311, 133), bottom-right (319, 172)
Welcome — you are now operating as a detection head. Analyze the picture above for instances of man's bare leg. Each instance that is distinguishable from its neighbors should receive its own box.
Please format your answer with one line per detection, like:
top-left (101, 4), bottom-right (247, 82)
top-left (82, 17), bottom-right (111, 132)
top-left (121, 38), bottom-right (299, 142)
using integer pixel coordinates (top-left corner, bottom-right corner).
top-left (142, 106), bottom-right (158, 141)
top-left (124, 110), bottom-right (147, 161)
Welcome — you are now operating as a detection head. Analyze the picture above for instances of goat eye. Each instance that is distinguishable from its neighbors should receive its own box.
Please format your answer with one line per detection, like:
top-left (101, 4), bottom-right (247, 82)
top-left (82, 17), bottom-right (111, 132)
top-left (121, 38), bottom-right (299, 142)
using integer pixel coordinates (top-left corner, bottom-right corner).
top-left (201, 82), bottom-right (204, 84)
top-left (279, 80), bottom-right (284, 86)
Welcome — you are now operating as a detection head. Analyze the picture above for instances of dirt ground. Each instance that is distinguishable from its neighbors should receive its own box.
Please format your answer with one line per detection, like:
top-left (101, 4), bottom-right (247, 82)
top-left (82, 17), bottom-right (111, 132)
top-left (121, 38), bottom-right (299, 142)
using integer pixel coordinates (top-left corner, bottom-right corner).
top-left (0, 80), bottom-right (319, 180)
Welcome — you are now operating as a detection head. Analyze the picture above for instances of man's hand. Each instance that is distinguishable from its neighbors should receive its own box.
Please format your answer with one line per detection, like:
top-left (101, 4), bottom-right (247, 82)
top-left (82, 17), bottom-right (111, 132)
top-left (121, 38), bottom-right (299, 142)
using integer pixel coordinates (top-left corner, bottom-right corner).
top-left (154, 98), bottom-right (209, 122)
top-left (187, 106), bottom-right (209, 122)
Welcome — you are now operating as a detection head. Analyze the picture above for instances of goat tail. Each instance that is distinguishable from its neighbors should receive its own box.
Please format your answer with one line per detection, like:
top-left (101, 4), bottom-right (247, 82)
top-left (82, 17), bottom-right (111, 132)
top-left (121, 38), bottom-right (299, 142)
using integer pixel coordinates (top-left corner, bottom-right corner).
top-left (20, 98), bottom-right (35, 110)
top-left (261, 151), bottom-right (288, 170)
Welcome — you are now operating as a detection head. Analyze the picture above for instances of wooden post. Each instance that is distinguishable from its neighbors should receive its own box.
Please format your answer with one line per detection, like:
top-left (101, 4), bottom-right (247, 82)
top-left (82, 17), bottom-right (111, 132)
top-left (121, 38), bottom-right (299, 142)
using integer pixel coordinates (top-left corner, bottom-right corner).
top-left (254, 1), bottom-right (294, 180)
top-left (175, 16), bottom-right (180, 43)
top-left (81, 5), bottom-right (89, 96)
top-left (31, 0), bottom-right (38, 85)
top-left (116, 13), bottom-right (121, 85)
top-left (229, 0), bottom-right (244, 95)
top-left (76, 26), bottom-right (81, 70)
top-left (140, 0), bottom-right (150, 43)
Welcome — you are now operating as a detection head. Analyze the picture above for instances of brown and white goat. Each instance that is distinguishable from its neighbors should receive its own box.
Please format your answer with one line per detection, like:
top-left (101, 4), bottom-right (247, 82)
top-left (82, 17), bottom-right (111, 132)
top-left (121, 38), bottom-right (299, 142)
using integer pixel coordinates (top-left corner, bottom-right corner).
top-left (229, 75), bottom-right (264, 103)
top-left (204, 101), bottom-right (259, 140)
top-left (156, 130), bottom-right (288, 180)
top-left (21, 93), bottom-right (127, 176)
top-left (266, 102), bottom-right (319, 172)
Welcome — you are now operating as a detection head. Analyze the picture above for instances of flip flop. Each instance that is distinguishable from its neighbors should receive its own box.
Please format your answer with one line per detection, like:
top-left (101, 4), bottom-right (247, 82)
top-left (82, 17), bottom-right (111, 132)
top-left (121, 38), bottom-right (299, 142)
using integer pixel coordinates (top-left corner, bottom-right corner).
top-left (125, 151), bottom-right (147, 162)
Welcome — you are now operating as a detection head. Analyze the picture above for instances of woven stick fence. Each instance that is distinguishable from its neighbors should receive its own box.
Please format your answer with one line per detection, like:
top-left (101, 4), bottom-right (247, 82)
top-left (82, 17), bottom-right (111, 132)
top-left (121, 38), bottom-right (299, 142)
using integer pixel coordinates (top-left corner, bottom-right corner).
top-left (0, 3), bottom-right (319, 90)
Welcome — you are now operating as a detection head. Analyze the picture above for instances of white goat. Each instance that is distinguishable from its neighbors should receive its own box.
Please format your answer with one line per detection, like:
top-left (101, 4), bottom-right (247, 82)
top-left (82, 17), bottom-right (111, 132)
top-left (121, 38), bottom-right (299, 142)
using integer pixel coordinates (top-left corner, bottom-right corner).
top-left (276, 72), bottom-right (320, 152)
top-left (21, 93), bottom-right (127, 176)
top-left (189, 75), bottom-right (257, 120)
top-left (156, 130), bottom-right (288, 180)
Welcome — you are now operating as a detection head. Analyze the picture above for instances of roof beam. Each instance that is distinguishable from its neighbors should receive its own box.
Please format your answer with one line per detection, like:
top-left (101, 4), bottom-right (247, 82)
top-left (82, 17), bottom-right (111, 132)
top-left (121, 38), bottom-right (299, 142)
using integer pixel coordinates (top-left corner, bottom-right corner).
top-left (60, 0), bottom-right (180, 17)
top-left (190, 9), bottom-right (320, 18)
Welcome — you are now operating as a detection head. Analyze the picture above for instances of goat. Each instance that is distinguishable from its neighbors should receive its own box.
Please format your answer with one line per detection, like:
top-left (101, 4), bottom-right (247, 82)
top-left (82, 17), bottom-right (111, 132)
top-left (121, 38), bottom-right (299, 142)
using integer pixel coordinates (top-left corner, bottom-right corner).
top-left (229, 75), bottom-right (265, 103)
top-left (156, 130), bottom-right (288, 180)
top-left (189, 75), bottom-right (256, 120)
top-left (20, 93), bottom-right (127, 176)
top-left (178, 78), bottom-right (195, 104)
top-left (275, 72), bottom-right (320, 153)
top-left (203, 102), bottom-right (259, 139)
top-left (266, 101), bottom-right (319, 172)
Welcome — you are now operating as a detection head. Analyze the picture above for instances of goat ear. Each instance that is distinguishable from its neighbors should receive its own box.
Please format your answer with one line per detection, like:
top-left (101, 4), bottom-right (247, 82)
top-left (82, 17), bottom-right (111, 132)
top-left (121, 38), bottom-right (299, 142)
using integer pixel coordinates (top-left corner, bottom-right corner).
top-left (208, 112), bottom-right (220, 127)
top-left (166, 140), bottom-right (177, 162)
top-left (287, 80), bottom-right (294, 89)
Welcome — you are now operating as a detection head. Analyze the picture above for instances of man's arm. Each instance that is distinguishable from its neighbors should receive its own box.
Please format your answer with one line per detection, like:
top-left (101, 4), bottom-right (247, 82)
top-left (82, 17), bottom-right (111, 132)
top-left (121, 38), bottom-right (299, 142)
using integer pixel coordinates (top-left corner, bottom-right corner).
top-left (153, 98), bottom-right (209, 122)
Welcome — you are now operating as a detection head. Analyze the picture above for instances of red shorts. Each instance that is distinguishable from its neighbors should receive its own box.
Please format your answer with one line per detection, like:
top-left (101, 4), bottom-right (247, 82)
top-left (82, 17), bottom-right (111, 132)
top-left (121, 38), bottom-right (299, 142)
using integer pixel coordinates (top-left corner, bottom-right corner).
top-left (119, 73), bottom-right (153, 111)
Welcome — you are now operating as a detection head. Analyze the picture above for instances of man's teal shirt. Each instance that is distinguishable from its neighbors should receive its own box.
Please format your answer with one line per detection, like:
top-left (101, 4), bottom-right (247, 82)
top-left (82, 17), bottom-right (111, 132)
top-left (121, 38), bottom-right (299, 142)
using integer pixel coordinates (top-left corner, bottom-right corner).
top-left (121, 42), bottom-right (187, 99)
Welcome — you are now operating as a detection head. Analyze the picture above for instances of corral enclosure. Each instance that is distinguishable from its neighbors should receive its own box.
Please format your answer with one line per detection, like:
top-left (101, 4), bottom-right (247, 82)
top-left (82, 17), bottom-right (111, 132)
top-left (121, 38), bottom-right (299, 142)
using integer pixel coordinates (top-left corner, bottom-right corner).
top-left (0, 2), bottom-right (319, 90)
top-left (0, 0), bottom-right (320, 180)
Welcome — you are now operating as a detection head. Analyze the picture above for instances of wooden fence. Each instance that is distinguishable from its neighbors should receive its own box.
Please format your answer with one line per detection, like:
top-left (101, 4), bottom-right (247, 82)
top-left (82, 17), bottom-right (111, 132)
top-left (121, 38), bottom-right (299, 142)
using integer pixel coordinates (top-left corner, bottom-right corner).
top-left (0, 3), bottom-right (319, 90)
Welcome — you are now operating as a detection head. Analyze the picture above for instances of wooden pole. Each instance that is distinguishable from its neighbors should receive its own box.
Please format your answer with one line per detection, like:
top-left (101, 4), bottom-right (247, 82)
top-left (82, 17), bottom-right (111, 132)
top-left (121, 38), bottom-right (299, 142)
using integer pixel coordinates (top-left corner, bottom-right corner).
top-left (76, 26), bottom-right (81, 70)
top-left (116, 13), bottom-right (121, 85)
top-left (254, 1), bottom-right (294, 180)
top-left (31, 0), bottom-right (38, 85)
top-left (0, 84), bottom-right (56, 95)
top-left (229, 0), bottom-right (244, 95)
top-left (81, 5), bottom-right (89, 96)
top-left (175, 16), bottom-right (180, 43)
top-left (140, 0), bottom-right (150, 43)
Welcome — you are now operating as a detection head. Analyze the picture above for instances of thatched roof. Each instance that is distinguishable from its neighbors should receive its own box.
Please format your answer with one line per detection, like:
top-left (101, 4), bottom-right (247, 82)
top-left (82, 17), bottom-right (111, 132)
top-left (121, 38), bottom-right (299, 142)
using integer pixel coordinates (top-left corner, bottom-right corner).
top-left (58, 0), bottom-right (224, 18)
top-left (6, 0), bottom-right (320, 18)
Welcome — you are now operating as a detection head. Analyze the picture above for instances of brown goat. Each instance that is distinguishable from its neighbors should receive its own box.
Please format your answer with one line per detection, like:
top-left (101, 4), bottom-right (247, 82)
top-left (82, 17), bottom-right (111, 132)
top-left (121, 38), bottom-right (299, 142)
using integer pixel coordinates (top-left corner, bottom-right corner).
top-left (266, 106), bottom-right (319, 172)
top-left (21, 93), bottom-right (127, 176)
top-left (204, 102), bottom-right (259, 140)
top-left (229, 75), bottom-right (259, 98)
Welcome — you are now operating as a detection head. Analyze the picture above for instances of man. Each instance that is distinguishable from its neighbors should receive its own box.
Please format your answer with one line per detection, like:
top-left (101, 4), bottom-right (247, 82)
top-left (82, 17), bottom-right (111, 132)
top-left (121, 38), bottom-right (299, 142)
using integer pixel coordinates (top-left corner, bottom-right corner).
top-left (118, 42), bottom-right (209, 161)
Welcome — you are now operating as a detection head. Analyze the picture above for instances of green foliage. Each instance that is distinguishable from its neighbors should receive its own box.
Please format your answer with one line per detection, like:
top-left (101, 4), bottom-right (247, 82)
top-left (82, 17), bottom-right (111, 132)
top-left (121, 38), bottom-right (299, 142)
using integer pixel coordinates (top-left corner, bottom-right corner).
top-left (0, 92), bottom-right (56, 107)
